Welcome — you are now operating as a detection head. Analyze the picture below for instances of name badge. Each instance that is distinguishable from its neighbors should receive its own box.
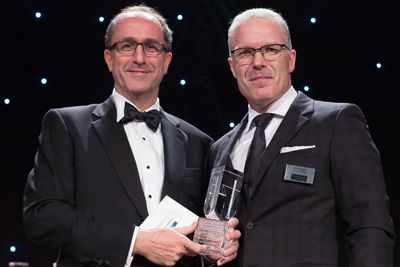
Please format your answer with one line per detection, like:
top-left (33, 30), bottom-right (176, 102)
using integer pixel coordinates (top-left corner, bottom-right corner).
top-left (284, 164), bottom-right (315, 184)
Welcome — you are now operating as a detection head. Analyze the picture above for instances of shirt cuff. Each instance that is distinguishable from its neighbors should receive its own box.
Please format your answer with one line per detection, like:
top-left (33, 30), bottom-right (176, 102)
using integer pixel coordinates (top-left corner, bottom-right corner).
top-left (124, 226), bottom-right (140, 267)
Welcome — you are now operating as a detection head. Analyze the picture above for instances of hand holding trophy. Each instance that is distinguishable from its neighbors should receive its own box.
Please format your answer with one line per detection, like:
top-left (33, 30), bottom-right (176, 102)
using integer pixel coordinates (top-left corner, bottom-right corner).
top-left (193, 165), bottom-right (243, 256)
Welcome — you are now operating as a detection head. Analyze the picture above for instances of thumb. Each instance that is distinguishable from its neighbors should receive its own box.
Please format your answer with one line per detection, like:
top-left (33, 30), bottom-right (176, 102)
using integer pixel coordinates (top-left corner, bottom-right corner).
top-left (175, 220), bottom-right (198, 236)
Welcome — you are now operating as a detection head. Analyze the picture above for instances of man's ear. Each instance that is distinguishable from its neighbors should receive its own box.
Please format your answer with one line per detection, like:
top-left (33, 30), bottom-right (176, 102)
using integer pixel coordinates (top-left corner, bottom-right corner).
top-left (228, 57), bottom-right (237, 79)
top-left (104, 49), bottom-right (113, 72)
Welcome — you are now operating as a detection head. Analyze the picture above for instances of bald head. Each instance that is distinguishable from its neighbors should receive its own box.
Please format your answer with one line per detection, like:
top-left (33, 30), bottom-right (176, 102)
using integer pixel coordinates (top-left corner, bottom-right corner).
top-left (105, 5), bottom-right (173, 51)
top-left (228, 8), bottom-right (292, 51)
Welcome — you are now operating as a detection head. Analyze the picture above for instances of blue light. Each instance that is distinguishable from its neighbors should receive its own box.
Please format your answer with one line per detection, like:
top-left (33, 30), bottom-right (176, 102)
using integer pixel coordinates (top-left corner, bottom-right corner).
top-left (35, 12), bottom-right (42, 19)
top-left (310, 17), bottom-right (317, 24)
top-left (10, 245), bottom-right (16, 253)
top-left (180, 79), bottom-right (186, 86)
top-left (304, 85), bottom-right (310, 92)
top-left (4, 98), bottom-right (10, 105)
top-left (229, 122), bottom-right (235, 128)
top-left (41, 78), bottom-right (48, 85)
top-left (98, 16), bottom-right (105, 22)
top-left (177, 14), bottom-right (183, 21)
top-left (376, 62), bottom-right (382, 69)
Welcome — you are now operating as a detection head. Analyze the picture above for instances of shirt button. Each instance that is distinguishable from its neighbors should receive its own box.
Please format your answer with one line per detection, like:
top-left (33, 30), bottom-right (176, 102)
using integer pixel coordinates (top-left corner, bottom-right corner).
top-left (142, 137), bottom-right (146, 141)
top-left (246, 222), bottom-right (254, 230)
top-left (148, 195), bottom-right (152, 199)
top-left (146, 165), bottom-right (150, 169)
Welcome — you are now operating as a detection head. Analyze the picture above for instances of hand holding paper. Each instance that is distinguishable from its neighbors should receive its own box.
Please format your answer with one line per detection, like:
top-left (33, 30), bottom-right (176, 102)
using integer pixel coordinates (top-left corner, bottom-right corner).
top-left (133, 196), bottom-right (206, 266)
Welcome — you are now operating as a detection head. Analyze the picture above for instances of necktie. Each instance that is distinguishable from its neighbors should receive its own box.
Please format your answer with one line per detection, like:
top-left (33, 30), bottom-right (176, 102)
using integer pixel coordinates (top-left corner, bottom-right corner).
top-left (120, 102), bottom-right (162, 132)
top-left (243, 113), bottom-right (273, 194)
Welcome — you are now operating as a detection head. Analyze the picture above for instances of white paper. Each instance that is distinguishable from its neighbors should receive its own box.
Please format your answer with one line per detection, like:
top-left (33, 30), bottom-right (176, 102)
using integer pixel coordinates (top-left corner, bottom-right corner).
top-left (140, 195), bottom-right (199, 230)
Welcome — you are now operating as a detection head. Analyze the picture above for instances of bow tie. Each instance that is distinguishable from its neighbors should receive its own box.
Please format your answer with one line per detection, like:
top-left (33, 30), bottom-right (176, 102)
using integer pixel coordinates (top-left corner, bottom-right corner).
top-left (120, 102), bottom-right (161, 132)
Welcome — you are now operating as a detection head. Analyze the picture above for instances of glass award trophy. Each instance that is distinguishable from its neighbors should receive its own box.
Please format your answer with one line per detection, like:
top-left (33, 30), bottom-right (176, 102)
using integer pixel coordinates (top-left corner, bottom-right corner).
top-left (193, 165), bottom-right (243, 256)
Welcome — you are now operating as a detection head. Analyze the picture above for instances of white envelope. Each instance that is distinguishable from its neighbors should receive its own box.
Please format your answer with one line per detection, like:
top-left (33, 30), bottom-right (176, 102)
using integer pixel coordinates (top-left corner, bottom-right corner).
top-left (140, 195), bottom-right (199, 230)
top-left (280, 145), bottom-right (316, 153)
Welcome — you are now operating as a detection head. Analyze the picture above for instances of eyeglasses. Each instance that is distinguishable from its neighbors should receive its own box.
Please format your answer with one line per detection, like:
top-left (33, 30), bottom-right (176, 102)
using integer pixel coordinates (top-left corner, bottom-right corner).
top-left (230, 44), bottom-right (290, 65)
top-left (109, 40), bottom-right (167, 56)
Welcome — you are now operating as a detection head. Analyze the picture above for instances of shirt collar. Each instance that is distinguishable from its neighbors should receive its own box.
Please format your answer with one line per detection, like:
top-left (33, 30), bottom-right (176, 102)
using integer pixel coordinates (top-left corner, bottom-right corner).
top-left (245, 86), bottom-right (297, 132)
top-left (112, 89), bottom-right (160, 123)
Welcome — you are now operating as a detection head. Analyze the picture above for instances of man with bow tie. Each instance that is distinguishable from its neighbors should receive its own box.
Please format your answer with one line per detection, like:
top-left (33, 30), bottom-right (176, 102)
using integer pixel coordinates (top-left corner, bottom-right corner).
top-left (209, 7), bottom-right (394, 267)
top-left (23, 5), bottom-right (239, 267)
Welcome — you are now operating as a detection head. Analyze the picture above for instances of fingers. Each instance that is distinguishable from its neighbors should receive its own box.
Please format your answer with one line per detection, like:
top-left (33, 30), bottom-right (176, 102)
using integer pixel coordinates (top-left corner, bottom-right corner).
top-left (225, 217), bottom-right (241, 242)
top-left (175, 220), bottom-right (197, 236)
top-left (215, 217), bottom-right (240, 265)
top-left (215, 240), bottom-right (239, 266)
top-left (227, 217), bottom-right (239, 228)
top-left (175, 220), bottom-right (208, 255)
top-left (134, 226), bottom-right (207, 266)
top-left (184, 240), bottom-right (208, 256)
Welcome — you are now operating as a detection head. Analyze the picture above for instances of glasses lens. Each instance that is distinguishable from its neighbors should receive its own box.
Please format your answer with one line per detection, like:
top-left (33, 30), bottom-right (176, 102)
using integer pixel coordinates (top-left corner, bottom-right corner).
top-left (117, 41), bottom-right (136, 53)
top-left (143, 41), bottom-right (164, 55)
top-left (233, 44), bottom-right (288, 64)
top-left (261, 44), bottom-right (285, 59)
top-left (112, 40), bottom-right (165, 56)
top-left (233, 48), bottom-right (254, 64)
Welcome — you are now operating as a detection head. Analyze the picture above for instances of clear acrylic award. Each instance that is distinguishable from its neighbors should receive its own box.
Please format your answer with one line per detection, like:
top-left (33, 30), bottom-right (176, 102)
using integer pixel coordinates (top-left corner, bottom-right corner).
top-left (193, 165), bottom-right (243, 256)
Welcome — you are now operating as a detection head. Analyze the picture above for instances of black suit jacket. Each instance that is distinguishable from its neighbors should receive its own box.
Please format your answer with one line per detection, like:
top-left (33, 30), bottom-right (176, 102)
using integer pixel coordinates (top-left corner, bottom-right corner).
top-left (23, 97), bottom-right (213, 267)
top-left (209, 92), bottom-right (394, 267)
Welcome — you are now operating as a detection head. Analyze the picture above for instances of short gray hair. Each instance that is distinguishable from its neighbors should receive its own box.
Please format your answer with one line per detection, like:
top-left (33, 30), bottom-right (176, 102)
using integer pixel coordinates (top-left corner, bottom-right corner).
top-left (228, 8), bottom-right (292, 51)
top-left (104, 4), bottom-right (173, 52)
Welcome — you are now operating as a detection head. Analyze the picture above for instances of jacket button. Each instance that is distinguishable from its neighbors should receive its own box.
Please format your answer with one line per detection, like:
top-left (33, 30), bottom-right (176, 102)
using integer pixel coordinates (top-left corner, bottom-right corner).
top-left (246, 222), bottom-right (254, 230)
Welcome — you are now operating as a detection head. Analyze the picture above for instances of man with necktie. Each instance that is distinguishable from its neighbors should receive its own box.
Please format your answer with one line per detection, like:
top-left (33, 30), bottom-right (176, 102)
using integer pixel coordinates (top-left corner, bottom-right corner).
top-left (209, 8), bottom-right (394, 267)
top-left (23, 5), bottom-right (239, 267)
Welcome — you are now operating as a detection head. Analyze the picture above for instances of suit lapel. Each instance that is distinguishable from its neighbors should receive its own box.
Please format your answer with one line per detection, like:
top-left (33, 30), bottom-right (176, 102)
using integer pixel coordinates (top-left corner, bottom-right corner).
top-left (91, 97), bottom-right (148, 220)
top-left (251, 92), bottom-right (314, 195)
top-left (159, 110), bottom-right (188, 202)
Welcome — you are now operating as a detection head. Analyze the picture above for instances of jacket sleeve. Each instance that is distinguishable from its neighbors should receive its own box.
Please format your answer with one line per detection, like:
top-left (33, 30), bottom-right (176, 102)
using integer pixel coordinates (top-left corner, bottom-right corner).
top-left (23, 109), bottom-right (133, 267)
top-left (330, 104), bottom-right (394, 267)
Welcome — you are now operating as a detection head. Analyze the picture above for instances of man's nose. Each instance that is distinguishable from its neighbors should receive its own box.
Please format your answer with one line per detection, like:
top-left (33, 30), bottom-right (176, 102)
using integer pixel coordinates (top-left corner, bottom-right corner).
top-left (132, 44), bottom-right (145, 64)
top-left (252, 50), bottom-right (266, 67)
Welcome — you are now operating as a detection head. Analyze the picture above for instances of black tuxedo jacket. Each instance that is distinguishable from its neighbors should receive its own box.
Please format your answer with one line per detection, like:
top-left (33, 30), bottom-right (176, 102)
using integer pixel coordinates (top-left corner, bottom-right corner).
top-left (23, 97), bottom-right (213, 267)
top-left (209, 92), bottom-right (394, 267)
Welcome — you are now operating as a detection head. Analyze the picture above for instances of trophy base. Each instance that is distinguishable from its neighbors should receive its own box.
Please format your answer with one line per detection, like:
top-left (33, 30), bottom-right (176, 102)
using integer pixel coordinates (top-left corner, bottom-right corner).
top-left (193, 217), bottom-right (228, 256)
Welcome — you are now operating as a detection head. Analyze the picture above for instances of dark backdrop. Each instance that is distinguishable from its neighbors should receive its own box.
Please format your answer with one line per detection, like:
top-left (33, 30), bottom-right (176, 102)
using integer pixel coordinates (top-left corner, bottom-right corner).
top-left (1, 0), bottom-right (399, 266)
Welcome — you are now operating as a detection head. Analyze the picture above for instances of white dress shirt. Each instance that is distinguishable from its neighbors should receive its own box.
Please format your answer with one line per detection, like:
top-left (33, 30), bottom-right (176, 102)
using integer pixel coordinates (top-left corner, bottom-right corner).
top-left (112, 89), bottom-right (165, 266)
top-left (230, 87), bottom-right (297, 173)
